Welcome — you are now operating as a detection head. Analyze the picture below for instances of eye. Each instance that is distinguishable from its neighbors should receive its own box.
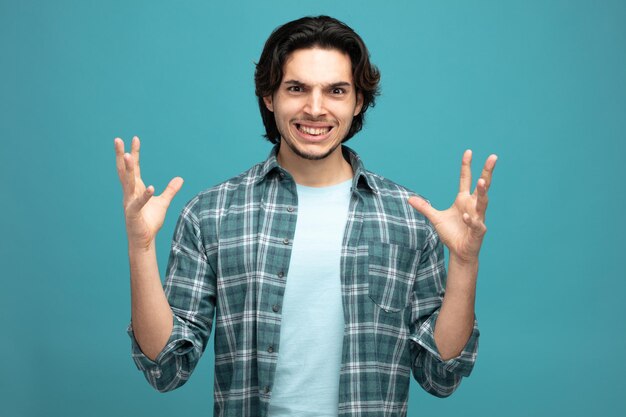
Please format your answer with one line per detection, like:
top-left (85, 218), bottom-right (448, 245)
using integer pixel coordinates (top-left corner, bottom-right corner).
top-left (331, 88), bottom-right (345, 95)
top-left (287, 86), bottom-right (303, 93)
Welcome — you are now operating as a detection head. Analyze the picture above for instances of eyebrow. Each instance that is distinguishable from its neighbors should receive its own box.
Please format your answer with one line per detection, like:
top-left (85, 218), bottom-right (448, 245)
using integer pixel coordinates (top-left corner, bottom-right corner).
top-left (283, 79), bottom-right (353, 89)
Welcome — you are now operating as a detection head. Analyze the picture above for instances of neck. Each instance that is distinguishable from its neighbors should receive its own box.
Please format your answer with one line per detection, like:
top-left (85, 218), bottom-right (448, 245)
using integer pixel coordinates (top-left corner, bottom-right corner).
top-left (277, 143), bottom-right (353, 187)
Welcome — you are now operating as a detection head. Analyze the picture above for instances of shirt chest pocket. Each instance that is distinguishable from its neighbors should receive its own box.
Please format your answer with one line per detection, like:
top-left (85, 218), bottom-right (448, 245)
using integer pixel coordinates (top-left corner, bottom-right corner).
top-left (367, 242), bottom-right (421, 313)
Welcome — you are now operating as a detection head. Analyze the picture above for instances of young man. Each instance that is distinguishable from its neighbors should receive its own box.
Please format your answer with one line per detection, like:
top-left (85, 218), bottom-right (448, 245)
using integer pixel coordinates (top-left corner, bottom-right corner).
top-left (115, 16), bottom-right (497, 417)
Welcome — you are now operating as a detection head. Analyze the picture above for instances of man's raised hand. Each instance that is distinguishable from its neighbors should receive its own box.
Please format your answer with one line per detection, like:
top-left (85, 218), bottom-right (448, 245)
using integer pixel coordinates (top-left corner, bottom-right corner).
top-left (408, 150), bottom-right (497, 264)
top-left (114, 136), bottom-right (184, 251)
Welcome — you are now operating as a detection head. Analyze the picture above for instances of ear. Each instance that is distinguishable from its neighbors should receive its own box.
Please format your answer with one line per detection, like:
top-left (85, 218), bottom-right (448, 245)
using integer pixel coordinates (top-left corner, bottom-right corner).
top-left (263, 95), bottom-right (274, 112)
top-left (353, 91), bottom-right (364, 116)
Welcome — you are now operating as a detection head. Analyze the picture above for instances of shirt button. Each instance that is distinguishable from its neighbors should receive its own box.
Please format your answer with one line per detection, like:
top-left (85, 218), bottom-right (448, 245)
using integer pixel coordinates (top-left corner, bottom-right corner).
top-left (264, 385), bottom-right (271, 394)
top-left (279, 172), bottom-right (285, 178)
top-left (272, 304), bottom-right (280, 312)
top-left (277, 271), bottom-right (284, 278)
top-left (283, 238), bottom-right (289, 245)
top-left (286, 206), bottom-right (294, 212)
top-left (267, 346), bottom-right (274, 353)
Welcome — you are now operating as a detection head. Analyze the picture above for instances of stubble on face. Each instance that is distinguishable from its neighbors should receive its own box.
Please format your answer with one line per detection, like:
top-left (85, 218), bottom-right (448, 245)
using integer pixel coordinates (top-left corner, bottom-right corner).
top-left (265, 47), bottom-right (364, 168)
top-left (278, 122), bottom-right (343, 161)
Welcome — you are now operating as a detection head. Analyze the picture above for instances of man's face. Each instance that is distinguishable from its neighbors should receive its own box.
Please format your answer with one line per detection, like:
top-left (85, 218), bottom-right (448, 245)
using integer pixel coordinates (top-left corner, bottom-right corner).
top-left (263, 47), bottom-right (363, 161)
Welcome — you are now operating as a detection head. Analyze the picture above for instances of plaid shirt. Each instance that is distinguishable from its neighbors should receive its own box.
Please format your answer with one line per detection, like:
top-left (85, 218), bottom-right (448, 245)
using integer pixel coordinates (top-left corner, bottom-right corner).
top-left (127, 146), bottom-right (479, 417)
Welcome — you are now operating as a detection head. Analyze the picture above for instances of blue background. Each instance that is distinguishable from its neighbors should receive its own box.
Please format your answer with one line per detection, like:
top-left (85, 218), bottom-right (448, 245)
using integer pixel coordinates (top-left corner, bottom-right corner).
top-left (1, 1), bottom-right (624, 416)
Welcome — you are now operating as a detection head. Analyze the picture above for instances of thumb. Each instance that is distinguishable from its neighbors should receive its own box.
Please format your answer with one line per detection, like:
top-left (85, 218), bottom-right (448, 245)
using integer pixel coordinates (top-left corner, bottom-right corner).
top-left (408, 196), bottom-right (439, 223)
top-left (160, 177), bottom-right (184, 205)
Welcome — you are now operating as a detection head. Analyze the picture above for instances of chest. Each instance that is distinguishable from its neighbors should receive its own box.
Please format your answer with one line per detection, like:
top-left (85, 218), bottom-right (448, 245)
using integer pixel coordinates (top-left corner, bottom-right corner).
top-left (211, 182), bottom-right (429, 319)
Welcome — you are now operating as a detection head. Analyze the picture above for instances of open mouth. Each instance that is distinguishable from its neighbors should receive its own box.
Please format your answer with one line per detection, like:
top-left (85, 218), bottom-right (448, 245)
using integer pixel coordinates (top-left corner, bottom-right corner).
top-left (295, 123), bottom-right (333, 136)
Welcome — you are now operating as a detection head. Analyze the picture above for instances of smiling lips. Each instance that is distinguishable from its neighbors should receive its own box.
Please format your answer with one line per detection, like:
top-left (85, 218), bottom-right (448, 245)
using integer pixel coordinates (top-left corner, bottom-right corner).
top-left (295, 123), bottom-right (334, 139)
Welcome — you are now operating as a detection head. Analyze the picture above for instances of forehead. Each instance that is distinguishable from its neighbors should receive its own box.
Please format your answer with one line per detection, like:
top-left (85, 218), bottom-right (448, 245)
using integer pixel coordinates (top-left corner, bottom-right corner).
top-left (282, 47), bottom-right (353, 84)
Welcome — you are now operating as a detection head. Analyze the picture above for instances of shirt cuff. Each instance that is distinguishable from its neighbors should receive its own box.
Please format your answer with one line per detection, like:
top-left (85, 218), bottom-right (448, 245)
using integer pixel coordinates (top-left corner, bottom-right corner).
top-left (126, 315), bottom-right (196, 379)
top-left (410, 309), bottom-right (480, 377)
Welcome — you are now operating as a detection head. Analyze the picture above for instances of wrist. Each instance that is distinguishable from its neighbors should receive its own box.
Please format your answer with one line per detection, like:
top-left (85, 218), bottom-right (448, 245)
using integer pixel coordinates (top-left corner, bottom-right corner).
top-left (446, 253), bottom-right (479, 292)
top-left (128, 239), bottom-right (156, 255)
top-left (449, 252), bottom-right (479, 268)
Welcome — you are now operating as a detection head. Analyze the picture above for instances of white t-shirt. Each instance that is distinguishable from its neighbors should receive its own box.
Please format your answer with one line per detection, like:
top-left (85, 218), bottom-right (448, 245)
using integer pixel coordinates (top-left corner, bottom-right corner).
top-left (268, 179), bottom-right (352, 417)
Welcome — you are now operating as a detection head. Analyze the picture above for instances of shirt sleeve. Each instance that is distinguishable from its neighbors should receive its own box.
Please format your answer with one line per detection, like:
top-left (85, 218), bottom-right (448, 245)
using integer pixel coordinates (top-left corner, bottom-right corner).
top-left (127, 196), bottom-right (217, 392)
top-left (408, 226), bottom-right (480, 398)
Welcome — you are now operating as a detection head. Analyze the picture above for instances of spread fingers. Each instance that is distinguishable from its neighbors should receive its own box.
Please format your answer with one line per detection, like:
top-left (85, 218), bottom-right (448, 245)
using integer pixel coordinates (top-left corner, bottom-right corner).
top-left (124, 152), bottom-right (136, 194)
top-left (475, 178), bottom-right (489, 219)
top-left (131, 136), bottom-right (142, 178)
top-left (459, 149), bottom-right (473, 194)
top-left (478, 154), bottom-right (498, 190)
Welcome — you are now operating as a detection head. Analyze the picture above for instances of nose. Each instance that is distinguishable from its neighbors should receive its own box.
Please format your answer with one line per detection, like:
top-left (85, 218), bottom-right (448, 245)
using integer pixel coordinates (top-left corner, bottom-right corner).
top-left (304, 89), bottom-right (326, 117)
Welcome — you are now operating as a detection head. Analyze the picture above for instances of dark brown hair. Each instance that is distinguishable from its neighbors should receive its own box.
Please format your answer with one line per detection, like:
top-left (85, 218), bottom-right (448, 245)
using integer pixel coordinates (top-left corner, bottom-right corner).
top-left (254, 15), bottom-right (381, 144)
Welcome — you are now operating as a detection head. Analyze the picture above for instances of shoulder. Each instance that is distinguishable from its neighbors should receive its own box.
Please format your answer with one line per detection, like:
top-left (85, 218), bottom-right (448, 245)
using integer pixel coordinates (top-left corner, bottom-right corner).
top-left (362, 169), bottom-right (438, 242)
top-left (365, 170), bottom-right (417, 200)
top-left (181, 161), bottom-right (266, 219)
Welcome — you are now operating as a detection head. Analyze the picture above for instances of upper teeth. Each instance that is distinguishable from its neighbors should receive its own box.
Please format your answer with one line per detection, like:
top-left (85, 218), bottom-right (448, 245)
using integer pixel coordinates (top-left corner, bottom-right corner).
top-left (299, 125), bottom-right (331, 135)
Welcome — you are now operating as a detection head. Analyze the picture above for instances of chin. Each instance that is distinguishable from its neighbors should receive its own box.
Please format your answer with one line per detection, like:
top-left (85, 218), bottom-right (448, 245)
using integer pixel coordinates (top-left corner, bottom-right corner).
top-left (286, 139), bottom-right (341, 161)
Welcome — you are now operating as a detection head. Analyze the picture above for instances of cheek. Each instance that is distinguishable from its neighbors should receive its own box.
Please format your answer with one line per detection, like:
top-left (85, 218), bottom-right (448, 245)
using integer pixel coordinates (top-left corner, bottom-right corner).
top-left (274, 95), bottom-right (306, 114)
top-left (330, 100), bottom-right (358, 120)
top-left (273, 101), bottom-right (300, 120)
top-left (337, 108), bottom-right (357, 125)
